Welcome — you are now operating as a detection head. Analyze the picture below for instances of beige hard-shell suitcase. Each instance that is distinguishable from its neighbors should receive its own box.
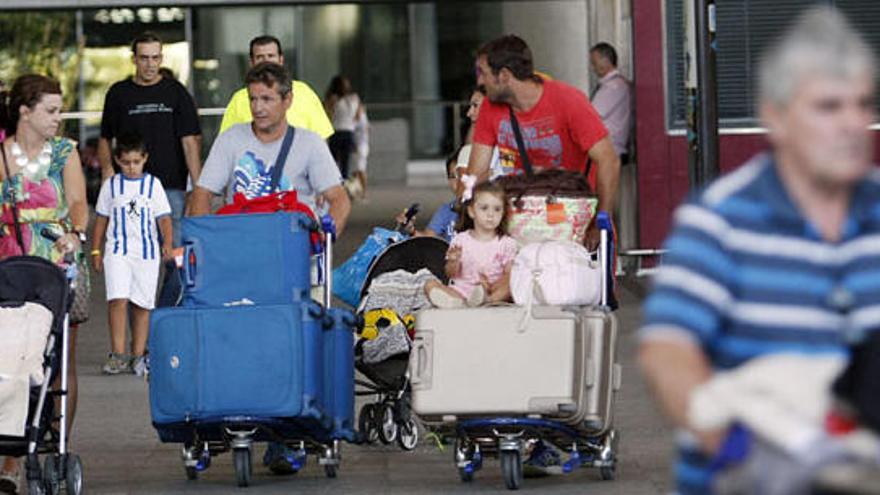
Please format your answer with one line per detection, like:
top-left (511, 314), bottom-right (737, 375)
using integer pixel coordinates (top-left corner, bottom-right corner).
top-left (409, 304), bottom-right (620, 434)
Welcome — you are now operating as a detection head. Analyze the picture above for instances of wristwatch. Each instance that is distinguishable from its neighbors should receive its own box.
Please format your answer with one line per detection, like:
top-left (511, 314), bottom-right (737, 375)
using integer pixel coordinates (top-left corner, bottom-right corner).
top-left (73, 229), bottom-right (87, 243)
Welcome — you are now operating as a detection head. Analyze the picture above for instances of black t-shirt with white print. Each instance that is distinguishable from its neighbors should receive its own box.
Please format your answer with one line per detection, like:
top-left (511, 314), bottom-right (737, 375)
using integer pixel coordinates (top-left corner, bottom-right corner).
top-left (100, 77), bottom-right (201, 191)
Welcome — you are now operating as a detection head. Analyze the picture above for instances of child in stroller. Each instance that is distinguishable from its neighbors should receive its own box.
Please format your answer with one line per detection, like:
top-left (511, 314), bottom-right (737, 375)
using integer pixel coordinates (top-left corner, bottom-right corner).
top-left (0, 255), bottom-right (83, 495)
top-left (354, 235), bottom-right (449, 450)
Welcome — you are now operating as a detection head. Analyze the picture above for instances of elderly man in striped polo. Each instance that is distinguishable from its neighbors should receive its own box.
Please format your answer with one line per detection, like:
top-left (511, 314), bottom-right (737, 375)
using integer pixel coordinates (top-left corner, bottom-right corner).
top-left (638, 7), bottom-right (880, 494)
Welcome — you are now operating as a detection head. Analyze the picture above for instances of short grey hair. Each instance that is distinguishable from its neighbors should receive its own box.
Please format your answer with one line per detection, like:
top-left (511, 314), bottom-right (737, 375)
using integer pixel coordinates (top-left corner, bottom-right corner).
top-left (759, 7), bottom-right (875, 107)
top-left (245, 62), bottom-right (292, 98)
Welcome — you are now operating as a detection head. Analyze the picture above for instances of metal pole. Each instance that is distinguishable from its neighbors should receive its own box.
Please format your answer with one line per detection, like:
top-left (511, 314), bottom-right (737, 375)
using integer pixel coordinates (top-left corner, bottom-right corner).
top-left (688, 0), bottom-right (719, 188)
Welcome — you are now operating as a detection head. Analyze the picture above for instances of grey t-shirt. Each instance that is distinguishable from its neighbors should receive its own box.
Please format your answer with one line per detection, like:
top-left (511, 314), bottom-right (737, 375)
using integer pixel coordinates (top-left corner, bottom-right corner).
top-left (198, 123), bottom-right (342, 214)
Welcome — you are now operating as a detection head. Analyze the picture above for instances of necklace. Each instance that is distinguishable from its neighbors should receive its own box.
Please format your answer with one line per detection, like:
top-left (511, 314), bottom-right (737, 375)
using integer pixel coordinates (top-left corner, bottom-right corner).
top-left (10, 140), bottom-right (52, 182)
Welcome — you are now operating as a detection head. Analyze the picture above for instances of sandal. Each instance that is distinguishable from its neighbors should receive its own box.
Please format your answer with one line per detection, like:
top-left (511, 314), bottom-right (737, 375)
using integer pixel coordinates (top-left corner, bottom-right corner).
top-left (0, 470), bottom-right (20, 495)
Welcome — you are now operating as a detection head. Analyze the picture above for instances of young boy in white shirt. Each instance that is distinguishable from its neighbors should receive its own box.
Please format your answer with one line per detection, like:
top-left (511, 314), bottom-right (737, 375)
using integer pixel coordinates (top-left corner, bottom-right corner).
top-left (92, 133), bottom-right (173, 375)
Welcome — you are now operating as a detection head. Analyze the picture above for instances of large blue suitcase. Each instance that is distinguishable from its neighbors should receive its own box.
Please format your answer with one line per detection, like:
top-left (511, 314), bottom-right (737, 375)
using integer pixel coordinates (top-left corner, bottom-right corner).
top-left (180, 212), bottom-right (314, 307)
top-left (323, 308), bottom-right (357, 441)
top-left (149, 303), bottom-right (325, 425)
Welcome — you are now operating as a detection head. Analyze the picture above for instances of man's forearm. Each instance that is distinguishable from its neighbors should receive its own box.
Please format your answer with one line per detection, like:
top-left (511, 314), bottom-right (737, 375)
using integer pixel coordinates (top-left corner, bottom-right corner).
top-left (596, 154), bottom-right (620, 215)
top-left (460, 143), bottom-right (494, 197)
top-left (181, 135), bottom-right (203, 184)
top-left (189, 187), bottom-right (214, 217)
top-left (639, 338), bottom-right (727, 454)
top-left (328, 199), bottom-right (350, 237)
top-left (97, 138), bottom-right (114, 182)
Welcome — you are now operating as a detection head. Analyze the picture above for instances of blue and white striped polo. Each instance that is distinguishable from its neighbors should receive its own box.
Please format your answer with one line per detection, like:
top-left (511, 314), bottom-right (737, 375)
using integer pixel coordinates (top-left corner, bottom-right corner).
top-left (640, 152), bottom-right (880, 493)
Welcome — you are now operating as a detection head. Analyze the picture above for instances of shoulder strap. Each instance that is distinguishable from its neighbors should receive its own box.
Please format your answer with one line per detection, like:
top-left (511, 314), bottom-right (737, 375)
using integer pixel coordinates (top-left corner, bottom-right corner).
top-left (508, 106), bottom-right (534, 177)
top-left (270, 126), bottom-right (295, 193)
top-left (0, 142), bottom-right (26, 253)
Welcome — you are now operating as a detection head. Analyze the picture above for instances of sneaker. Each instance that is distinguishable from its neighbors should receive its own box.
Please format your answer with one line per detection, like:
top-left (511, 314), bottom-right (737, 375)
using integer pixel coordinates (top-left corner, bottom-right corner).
top-left (523, 441), bottom-right (562, 477)
top-left (101, 353), bottom-right (131, 375)
top-left (427, 287), bottom-right (465, 309)
top-left (466, 286), bottom-right (485, 307)
top-left (131, 354), bottom-right (149, 377)
top-left (263, 442), bottom-right (297, 475)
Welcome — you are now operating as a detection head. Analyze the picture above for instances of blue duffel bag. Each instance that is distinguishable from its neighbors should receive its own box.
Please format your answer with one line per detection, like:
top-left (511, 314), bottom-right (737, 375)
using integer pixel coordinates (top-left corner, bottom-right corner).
top-left (149, 302), bottom-right (326, 425)
top-left (331, 227), bottom-right (406, 307)
top-left (180, 212), bottom-right (314, 307)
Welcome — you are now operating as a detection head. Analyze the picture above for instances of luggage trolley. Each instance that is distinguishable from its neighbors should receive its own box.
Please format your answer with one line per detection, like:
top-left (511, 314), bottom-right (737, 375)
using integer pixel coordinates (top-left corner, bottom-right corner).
top-left (149, 213), bottom-right (358, 487)
top-left (410, 212), bottom-right (621, 490)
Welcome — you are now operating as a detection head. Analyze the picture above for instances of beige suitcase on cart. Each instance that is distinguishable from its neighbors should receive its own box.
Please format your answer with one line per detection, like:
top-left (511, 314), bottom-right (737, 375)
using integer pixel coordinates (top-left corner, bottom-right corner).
top-left (409, 304), bottom-right (621, 434)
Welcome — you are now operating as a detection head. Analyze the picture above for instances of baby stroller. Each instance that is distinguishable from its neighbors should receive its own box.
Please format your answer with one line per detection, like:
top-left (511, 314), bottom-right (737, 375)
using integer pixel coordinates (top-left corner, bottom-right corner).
top-left (0, 254), bottom-right (83, 495)
top-left (354, 236), bottom-right (448, 450)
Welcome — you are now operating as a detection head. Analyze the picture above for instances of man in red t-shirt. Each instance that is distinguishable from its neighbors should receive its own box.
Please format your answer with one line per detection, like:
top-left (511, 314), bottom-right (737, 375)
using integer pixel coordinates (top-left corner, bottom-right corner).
top-left (465, 35), bottom-right (620, 247)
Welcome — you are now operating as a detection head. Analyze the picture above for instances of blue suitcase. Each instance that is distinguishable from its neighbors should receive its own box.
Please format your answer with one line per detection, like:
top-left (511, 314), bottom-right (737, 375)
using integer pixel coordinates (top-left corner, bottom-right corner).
top-left (180, 212), bottom-right (314, 307)
top-left (323, 308), bottom-right (357, 441)
top-left (149, 302), bottom-right (325, 425)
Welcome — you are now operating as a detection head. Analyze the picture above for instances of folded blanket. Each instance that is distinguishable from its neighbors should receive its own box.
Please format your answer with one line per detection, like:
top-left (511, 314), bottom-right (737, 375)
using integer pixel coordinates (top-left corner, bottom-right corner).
top-left (0, 302), bottom-right (53, 437)
top-left (361, 268), bottom-right (437, 316)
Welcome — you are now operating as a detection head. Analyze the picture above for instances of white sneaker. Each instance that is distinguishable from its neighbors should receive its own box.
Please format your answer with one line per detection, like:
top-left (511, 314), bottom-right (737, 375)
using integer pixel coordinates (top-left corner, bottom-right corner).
top-left (131, 355), bottom-right (149, 377)
top-left (428, 287), bottom-right (465, 309)
top-left (466, 286), bottom-right (485, 307)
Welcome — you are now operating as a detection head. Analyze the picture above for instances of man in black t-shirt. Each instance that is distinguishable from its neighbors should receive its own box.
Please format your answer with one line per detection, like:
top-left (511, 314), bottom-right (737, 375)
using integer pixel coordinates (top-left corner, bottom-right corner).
top-left (98, 32), bottom-right (202, 246)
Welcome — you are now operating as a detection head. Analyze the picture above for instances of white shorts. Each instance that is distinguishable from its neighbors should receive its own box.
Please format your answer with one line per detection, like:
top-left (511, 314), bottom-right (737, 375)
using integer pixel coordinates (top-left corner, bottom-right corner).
top-left (103, 255), bottom-right (160, 309)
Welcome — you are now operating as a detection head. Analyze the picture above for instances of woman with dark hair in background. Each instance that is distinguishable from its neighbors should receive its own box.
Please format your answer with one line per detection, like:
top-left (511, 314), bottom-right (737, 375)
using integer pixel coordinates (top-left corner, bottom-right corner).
top-left (0, 74), bottom-right (88, 494)
top-left (324, 75), bottom-right (363, 181)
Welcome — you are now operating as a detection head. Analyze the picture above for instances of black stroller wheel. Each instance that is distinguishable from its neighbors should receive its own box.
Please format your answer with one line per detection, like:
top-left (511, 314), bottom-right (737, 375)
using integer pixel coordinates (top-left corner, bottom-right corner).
top-left (43, 455), bottom-right (59, 495)
top-left (397, 417), bottom-right (419, 451)
top-left (378, 404), bottom-right (398, 444)
top-left (65, 454), bottom-right (84, 495)
top-left (358, 403), bottom-right (379, 444)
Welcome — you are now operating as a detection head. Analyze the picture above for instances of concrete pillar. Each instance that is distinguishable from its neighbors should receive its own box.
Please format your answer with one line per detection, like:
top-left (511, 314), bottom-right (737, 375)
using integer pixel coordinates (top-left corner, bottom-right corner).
top-left (501, 1), bottom-right (590, 93)
top-left (408, 3), bottom-right (443, 156)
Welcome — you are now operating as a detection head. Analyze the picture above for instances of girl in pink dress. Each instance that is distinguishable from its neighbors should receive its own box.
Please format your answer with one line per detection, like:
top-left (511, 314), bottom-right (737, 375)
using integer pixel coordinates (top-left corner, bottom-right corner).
top-left (425, 181), bottom-right (518, 308)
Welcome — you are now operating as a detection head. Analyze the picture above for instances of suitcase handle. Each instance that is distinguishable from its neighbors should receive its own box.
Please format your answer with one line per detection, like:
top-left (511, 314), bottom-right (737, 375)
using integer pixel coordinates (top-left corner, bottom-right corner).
top-left (182, 241), bottom-right (200, 288)
top-left (596, 211), bottom-right (612, 308)
top-left (409, 335), bottom-right (432, 388)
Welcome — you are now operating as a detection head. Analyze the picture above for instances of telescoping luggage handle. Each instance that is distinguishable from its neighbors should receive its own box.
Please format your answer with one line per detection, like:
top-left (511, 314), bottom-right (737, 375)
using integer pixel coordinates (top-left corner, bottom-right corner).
top-left (321, 214), bottom-right (336, 309)
top-left (596, 211), bottom-right (612, 308)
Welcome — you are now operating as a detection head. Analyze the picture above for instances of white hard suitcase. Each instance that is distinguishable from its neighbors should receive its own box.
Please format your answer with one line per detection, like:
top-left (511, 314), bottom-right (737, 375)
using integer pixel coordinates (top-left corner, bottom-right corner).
top-left (409, 304), bottom-right (621, 434)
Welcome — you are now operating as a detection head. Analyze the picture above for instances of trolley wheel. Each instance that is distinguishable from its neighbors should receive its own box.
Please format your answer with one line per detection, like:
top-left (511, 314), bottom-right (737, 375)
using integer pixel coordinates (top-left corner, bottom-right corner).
top-left (185, 466), bottom-right (199, 480)
top-left (65, 454), bottom-right (84, 495)
top-left (378, 404), bottom-right (398, 444)
top-left (397, 417), bottom-right (419, 451)
top-left (500, 450), bottom-right (523, 490)
top-left (458, 467), bottom-right (474, 482)
top-left (28, 478), bottom-right (46, 495)
top-left (324, 464), bottom-right (338, 478)
top-left (600, 465), bottom-right (616, 481)
top-left (233, 448), bottom-right (252, 487)
top-left (42, 456), bottom-right (59, 495)
top-left (358, 403), bottom-right (379, 444)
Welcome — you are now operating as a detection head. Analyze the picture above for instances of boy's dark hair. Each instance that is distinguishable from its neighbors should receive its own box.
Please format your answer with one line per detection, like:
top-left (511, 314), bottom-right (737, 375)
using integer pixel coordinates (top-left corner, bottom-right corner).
top-left (456, 181), bottom-right (510, 237)
top-left (131, 31), bottom-right (162, 55)
top-left (249, 35), bottom-right (283, 59)
top-left (476, 35), bottom-right (540, 83)
top-left (114, 132), bottom-right (147, 158)
top-left (245, 62), bottom-right (292, 97)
